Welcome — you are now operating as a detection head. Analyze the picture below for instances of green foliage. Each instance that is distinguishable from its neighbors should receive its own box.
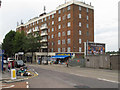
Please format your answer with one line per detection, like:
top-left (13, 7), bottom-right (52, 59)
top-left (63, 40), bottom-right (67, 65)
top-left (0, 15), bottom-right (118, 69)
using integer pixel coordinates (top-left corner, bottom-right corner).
top-left (2, 30), bottom-right (42, 58)
top-left (13, 31), bottom-right (26, 53)
top-left (2, 30), bottom-right (16, 57)
top-left (25, 32), bottom-right (41, 52)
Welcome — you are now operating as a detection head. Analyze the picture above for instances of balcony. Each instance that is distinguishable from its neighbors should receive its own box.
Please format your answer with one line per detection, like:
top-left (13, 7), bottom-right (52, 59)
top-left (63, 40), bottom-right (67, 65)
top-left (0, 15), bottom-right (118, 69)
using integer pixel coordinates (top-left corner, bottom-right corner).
top-left (27, 31), bottom-right (31, 34)
top-left (40, 39), bottom-right (48, 42)
top-left (41, 46), bottom-right (48, 49)
top-left (41, 32), bottom-right (48, 36)
top-left (40, 25), bottom-right (48, 30)
top-left (33, 29), bottom-right (39, 32)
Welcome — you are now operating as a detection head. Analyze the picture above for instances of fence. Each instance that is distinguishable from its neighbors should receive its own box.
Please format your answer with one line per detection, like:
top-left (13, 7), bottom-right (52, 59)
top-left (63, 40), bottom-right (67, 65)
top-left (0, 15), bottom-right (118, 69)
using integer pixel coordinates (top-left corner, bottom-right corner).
top-left (69, 58), bottom-right (85, 67)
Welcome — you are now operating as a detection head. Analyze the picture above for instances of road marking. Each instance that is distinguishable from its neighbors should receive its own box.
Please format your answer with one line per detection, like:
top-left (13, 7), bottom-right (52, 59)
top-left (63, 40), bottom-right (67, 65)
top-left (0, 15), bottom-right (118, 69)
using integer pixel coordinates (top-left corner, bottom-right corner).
top-left (26, 82), bottom-right (29, 84)
top-left (97, 78), bottom-right (119, 83)
top-left (26, 85), bottom-right (29, 88)
top-left (2, 85), bottom-right (15, 88)
top-left (35, 71), bottom-right (39, 75)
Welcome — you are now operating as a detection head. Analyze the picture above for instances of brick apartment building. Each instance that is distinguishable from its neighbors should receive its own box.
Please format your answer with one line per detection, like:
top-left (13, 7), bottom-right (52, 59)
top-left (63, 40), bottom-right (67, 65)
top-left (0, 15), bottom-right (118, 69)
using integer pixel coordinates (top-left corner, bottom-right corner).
top-left (16, 0), bottom-right (94, 61)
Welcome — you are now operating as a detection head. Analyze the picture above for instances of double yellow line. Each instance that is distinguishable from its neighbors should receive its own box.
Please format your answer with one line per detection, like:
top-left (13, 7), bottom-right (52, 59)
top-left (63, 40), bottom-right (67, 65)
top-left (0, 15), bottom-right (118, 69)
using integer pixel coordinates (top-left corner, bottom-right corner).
top-left (24, 71), bottom-right (38, 80)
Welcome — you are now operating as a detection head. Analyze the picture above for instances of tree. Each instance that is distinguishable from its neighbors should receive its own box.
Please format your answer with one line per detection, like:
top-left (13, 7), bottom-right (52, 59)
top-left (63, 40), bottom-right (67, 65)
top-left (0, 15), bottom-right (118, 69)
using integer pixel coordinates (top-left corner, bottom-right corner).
top-left (24, 32), bottom-right (41, 63)
top-left (2, 30), bottom-right (16, 57)
top-left (13, 31), bottom-right (26, 53)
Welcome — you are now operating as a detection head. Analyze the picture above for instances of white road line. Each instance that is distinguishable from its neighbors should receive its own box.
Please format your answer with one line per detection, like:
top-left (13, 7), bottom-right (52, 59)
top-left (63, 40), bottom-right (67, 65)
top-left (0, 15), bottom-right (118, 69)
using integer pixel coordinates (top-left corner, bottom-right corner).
top-left (26, 82), bottom-right (29, 85)
top-left (97, 78), bottom-right (119, 83)
top-left (35, 71), bottom-right (39, 75)
top-left (2, 85), bottom-right (15, 88)
top-left (26, 85), bottom-right (29, 88)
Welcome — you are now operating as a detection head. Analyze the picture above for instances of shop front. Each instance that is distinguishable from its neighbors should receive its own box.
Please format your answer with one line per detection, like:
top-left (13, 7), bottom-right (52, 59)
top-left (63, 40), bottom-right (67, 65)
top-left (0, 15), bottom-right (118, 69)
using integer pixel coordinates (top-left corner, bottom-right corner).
top-left (51, 53), bottom-right (73, 64)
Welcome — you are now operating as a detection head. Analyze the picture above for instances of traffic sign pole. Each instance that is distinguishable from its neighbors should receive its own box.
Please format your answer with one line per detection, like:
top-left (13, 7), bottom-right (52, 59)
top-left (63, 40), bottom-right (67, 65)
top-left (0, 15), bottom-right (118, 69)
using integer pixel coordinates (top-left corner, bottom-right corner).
top-left (2, 50), bottom-right (4, 72)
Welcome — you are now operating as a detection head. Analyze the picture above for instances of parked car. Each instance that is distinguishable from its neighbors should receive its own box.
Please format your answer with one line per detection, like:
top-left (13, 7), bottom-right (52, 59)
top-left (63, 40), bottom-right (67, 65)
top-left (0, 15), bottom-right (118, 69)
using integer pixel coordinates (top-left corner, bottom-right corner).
top-left (15, 60), bottom-right (25, 68)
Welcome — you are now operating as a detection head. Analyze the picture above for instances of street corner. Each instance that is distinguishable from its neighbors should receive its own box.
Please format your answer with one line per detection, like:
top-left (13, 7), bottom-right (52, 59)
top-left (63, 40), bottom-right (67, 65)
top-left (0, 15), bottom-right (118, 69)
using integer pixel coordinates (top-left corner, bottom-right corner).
top-left (1, 81), bottom-right (29, 89)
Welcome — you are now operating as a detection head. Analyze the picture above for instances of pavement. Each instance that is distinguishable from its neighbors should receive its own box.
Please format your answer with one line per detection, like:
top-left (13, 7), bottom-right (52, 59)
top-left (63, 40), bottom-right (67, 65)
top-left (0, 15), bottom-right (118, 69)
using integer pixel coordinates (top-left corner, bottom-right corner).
top-left (27, 63), bottom-right (119, 83)
top-left (1, 65), bottom-right (38, 89)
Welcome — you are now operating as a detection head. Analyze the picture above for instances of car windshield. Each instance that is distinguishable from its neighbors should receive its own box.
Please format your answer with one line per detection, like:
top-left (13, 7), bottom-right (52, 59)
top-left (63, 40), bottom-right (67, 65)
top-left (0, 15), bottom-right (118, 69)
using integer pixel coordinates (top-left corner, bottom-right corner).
top-left (17, 60), bottom-right (23, 64)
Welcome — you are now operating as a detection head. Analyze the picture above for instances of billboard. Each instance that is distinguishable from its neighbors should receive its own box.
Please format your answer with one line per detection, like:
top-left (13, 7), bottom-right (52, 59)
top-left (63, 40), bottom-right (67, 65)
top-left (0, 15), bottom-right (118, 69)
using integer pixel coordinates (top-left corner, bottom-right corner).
top-left (87, 42), bottom-right (105, 55)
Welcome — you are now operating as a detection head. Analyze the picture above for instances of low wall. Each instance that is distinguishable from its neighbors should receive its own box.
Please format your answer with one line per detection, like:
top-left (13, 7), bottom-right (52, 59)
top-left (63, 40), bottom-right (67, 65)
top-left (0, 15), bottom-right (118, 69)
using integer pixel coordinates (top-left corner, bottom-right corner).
top-left (85, 54), bottom-right (119, 70)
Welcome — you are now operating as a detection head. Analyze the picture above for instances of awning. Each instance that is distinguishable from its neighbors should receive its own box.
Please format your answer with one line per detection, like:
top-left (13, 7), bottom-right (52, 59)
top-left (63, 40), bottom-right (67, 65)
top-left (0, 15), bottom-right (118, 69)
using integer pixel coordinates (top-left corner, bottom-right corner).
top-left (51, 55), bottom-right (69, 59)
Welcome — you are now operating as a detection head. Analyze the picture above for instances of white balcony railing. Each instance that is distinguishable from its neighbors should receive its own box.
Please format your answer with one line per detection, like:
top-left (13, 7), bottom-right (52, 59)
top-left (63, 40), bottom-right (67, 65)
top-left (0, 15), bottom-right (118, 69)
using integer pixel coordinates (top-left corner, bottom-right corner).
top-left (41, 46), bottom-right (48, 48)
top-left (27, 31), bottom-right (31, 34)
top-left (41, 32), bottom-right (48, 36)
top-left (33, 29), bottom-right (39, 32)
top-left (40, 25), bottom-right (48, 30)
top-left (40, 39), bottom-right (48, 42)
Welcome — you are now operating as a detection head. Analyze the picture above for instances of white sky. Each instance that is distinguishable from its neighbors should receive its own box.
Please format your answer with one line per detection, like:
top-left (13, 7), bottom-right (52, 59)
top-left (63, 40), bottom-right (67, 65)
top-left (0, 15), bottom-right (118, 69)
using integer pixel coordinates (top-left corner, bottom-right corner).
top-left (0, 0), bottom-right (119, 51)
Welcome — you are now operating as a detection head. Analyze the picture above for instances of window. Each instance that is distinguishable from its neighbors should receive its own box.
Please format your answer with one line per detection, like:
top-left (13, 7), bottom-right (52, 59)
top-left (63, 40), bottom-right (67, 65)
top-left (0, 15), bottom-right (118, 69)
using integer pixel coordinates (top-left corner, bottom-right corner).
top-left (79, 6), bottom-right (81, 11)
top-left (58, 48), bottom-right (61, 52)
top-left (87, 8), bottom-right (89, 12)
top-left (58, 17), bottom-right (61, 22)
top-left (87, 16), bottom-right (89, 20)
top-left (48, 29), bottom-right (50, 32)
top-left (58, 40), bottom-right (61, 45)
top-left (62, 39), bottom-right (65, 44)
top-left (58, 10), bottom-right (61, 14)
top-left (67, 30), bottom-right (71, 35)
top-left (79, 39), bottom-right (81, 44)
top-left (58, 25), bottom-right (61, 29)
top-left (79, 47), bottom-right (82, 52)
top-left (51, 48), bottom-right (54, 52)
top-left (62, 48), bottom-right (65, 52)
top-left (79, 30), bottom-right (81, 35)
top-left (48, 16), bottom-right (50, 19)
top-left (63, 8), bottom-right (65, 13)
top-left (68, 6), bottom-right (70, 10)
top-left (52, 14), bottom-right (54, 18)
top-left (37, 21), bottom-right (39, 24)
top-left (44, 18), bottom-right (46, 21)
top-left (62, 32), bottom-right (65, 36)
top-left (67, 14), bottom-right (71, 19)
top-left (51, 34), bottom-right (54, 38)
top-left (58, 32), bottom-right (61, 37)
top-left (87, 31), bottom-right (89, 36)
top-left (67, 22), bottom-right (71, 27)
top-left (79, 14), bottom-right (81, 18)
top-left (63, 15), bottom-right (66, 20)
top-left (35, 26), bottom-right (38, 30)
top-left (48, 36), bottom-right (50, 39)
top-left (42, 19), bottom-right (43, 22)
top-left (52, 21), bottom-right (54, 25)
top-left (67, 47), bottom-right (71, 52)
top-left (87, 24), bottom-right (89, 28)
top-left (67, 38), bottom-right (71, 44)
top-left (52, 28), bottom-right (54, 32)
top-left (52, 42), bottom-right (54, 46)
top-left (79, 22), bottom-right (81, 27)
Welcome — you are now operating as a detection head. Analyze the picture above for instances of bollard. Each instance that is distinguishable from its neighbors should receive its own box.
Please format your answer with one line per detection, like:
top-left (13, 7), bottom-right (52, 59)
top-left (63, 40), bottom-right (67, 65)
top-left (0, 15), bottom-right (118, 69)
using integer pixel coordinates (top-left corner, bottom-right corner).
top-left (11, 69), bottom-right (17, 80)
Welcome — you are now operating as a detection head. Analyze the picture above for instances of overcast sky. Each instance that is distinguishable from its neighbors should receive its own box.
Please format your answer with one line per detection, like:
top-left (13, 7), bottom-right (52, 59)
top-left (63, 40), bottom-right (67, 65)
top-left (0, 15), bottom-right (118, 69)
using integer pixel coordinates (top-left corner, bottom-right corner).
top-left (0, 0), bottom-right (119, 51)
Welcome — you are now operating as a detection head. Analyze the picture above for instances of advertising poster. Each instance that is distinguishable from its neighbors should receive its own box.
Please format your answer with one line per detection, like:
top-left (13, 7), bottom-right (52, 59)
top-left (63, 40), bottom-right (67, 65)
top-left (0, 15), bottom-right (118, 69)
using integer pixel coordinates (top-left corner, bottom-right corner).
top-left (88, 42), bottom-right (105, 55)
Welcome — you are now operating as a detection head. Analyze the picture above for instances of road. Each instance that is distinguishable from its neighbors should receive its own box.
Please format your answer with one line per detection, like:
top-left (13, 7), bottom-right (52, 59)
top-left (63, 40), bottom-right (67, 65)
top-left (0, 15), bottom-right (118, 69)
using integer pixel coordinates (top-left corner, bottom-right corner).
top-left (27, 65), bottom-right (118, 88)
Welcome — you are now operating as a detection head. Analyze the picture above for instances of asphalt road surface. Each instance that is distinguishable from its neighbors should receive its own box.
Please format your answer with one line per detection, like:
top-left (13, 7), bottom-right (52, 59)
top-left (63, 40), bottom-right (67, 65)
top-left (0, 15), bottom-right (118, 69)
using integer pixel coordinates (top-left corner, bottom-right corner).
top-left (28, 65), bottom-right (118, 88)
